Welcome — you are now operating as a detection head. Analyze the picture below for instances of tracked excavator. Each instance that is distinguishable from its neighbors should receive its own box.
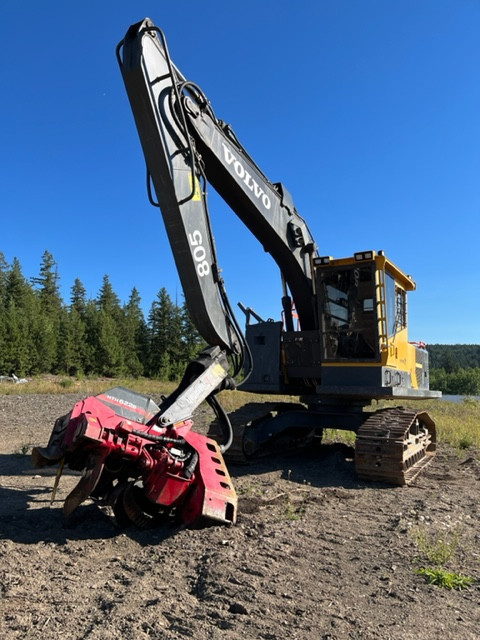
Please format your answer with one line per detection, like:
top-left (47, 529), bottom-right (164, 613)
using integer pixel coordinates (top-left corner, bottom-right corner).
top-left (32, 18), bottom-right (440, 530)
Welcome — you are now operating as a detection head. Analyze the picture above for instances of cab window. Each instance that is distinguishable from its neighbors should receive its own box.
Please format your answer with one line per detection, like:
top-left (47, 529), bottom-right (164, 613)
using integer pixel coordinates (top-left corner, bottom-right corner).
top-left (318, 264), bottom-right (378, 360)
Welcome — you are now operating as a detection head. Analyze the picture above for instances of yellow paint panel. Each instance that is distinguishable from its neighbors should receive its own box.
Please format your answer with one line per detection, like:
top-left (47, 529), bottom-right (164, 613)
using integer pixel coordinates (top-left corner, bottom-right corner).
top-left (189, 173), bottom-right (202, 201)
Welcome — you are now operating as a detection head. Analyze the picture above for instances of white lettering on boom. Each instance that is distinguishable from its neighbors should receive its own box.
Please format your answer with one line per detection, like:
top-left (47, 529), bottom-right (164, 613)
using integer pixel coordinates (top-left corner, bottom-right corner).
top-left (222, 143), bottom-right (271, 210)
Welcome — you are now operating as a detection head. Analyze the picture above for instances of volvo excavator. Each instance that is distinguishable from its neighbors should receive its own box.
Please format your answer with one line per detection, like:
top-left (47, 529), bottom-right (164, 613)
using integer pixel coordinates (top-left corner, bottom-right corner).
top-left (32, 18), bottom-right (440, 530)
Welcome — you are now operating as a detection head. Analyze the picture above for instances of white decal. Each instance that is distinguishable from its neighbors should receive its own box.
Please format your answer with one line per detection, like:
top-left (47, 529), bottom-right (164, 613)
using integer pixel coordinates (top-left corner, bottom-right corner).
top-left (188, 230), bottom-right (210, 277)
top-left (222, 142), bottom-right (271, 210)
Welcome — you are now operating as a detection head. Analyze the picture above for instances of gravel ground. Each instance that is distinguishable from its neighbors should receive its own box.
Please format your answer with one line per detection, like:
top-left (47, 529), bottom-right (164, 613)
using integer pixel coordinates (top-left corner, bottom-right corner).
top-left (0, 391), bottom-right (479, 639)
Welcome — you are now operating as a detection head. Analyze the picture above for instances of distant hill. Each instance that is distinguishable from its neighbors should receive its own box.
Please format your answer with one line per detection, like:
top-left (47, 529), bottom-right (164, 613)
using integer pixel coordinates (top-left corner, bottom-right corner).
top-left (427, 344), bottom-right (480, 371)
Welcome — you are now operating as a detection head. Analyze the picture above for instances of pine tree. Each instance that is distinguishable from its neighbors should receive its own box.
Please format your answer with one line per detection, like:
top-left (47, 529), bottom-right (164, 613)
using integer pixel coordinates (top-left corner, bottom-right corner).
top-left (30, 251), bottom-right (63, 372)
top-left (97, 275), bottom-right (122, 320)
top-left (56, 306), bottom-right (88, 375)
top-left (122, 287), bottom-right (147, 377)
top-left (0, 252), bottom-right (8, 306)
top-left (95, 276), bottom-right (125, 376)
top-left (5, 257), bottom-right (30, 307)
top-left (2, 259), bottom-right (38, 375)
top-left (0, 253), bottom-right (8, 372)
top-left (2, 300), bottom-right (33, 375)
top-left (56, 278), bottom-right (90, 374)
top-left (148, 288), bottom-right (181, 379)
top-left (31, 250), bottom-right (62, 313)
top-left (29, 304), bottom-right (58, 373)
top-left (70, 278), bottom-right (87, 317)
top-left (97, 310), bottom-right (125, 376)
top-left (83, 299), bottom-right (100, 374)
top-left (181, 298), bottom-right (205, 362)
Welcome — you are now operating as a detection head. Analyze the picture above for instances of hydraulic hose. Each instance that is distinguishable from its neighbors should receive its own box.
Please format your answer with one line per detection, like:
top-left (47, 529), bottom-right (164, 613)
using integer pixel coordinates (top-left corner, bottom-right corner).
top-left (206, 393), bottom-right (233, 454)
top-left (131, 430), bottom-right (186, 446)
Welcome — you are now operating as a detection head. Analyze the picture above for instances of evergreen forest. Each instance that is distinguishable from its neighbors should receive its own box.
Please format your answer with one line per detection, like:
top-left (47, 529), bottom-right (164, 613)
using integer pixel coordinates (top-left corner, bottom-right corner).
top-left (0, 251), bottom-right (204, 380)
top-left (0, 251), bottom-right (478, 394)
top-left (428, 344), bottom-right (480, 396)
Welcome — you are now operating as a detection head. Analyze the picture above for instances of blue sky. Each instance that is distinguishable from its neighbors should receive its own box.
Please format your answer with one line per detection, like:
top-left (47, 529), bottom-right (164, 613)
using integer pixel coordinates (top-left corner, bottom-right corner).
top-left (1, 1), bottom-right (479, 344)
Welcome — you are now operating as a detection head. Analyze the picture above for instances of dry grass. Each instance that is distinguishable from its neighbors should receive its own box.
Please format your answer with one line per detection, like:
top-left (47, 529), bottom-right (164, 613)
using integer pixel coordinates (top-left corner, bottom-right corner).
top-left (325, 397), bottom-right (480, 453)
top-left (1, 376), bottom-right (478, 455)
top-left (0, 375), bottom-right (178, 398)
top-left (376, 397), bottom-right (480, 453)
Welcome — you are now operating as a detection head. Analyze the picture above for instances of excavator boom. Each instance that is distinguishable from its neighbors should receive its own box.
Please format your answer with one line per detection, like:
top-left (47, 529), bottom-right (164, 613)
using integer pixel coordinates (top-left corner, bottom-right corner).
top-left (118, 21), bottom-right (241, 354)
top-left (118, 18), bottom-right (318, 337)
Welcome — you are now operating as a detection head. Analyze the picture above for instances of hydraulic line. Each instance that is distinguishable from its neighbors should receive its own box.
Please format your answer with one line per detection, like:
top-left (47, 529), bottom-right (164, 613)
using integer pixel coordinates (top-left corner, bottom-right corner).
top-left (206, 393), bottom-right (234, 454)
top-left (119, 23), bottom-right (252, 383)
top-left (145, 24), bottom-right (198, 204)
top-left (131, 430), bottom-right (186, 446)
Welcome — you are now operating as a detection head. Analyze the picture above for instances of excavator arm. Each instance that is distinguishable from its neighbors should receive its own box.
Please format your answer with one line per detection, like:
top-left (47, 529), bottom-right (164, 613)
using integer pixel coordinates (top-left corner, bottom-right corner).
top-left (117, 20), bottom-right (243, 356)
top-left (117, 18), bottom-right (318, 342)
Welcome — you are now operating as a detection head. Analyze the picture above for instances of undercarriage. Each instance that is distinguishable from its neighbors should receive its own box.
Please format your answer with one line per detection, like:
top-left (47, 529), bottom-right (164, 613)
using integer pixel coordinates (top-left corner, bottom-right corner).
top-left (213, 400), bottom-right (437, 487)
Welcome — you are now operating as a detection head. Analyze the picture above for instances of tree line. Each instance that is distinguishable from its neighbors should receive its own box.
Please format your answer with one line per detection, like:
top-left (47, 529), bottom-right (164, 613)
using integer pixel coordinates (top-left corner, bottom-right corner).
top-left (1, 250), bottom-right (479, 394)
top-left (427, 344), bottom-right (480, 371)
top-left (0, 250), bottom-right (204, 379)
top-left (430, 367), bottom-right (480, 396)
top-left (427, 344), bottom-right (480, 395)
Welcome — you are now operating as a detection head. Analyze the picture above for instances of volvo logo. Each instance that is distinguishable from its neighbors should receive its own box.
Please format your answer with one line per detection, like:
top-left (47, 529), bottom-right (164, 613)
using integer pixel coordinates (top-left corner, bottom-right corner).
top-left (222, 142), bottom-right (271, 210)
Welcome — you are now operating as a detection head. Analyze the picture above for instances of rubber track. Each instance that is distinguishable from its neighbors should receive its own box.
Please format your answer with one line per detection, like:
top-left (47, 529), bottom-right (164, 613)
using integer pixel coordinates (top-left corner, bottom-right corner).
top-left (355, 407), bottom-right (436, 485)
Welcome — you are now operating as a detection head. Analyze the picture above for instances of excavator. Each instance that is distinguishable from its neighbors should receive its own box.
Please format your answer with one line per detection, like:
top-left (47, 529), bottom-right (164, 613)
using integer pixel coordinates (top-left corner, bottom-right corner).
top-left (32, 18), bottom-right (440, 530)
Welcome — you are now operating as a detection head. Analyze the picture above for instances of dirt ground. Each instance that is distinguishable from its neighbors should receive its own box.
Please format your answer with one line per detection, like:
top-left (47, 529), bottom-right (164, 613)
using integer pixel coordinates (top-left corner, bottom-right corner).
top-left (0, 392), bottom-right (479, 640)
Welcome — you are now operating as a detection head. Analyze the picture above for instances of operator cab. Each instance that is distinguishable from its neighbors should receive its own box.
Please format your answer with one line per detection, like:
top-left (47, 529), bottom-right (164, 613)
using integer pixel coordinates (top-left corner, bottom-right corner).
top-left (313, 250), bottom-right (433, 397)
top-left (242, 250), bottom-right (438, 400)
top-left (315, 250), bottom-right (411, 363)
